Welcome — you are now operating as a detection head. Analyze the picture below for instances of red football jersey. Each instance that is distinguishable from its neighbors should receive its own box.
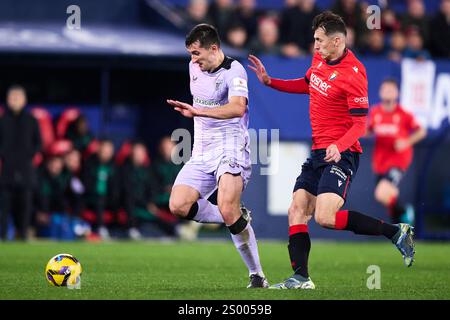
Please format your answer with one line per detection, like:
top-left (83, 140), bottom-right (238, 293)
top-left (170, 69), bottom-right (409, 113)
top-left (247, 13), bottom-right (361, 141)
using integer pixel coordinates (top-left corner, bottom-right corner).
top-left (305, 49), bottom-right (369, 153)
top-left (368, 104), bottom-right (421, 174)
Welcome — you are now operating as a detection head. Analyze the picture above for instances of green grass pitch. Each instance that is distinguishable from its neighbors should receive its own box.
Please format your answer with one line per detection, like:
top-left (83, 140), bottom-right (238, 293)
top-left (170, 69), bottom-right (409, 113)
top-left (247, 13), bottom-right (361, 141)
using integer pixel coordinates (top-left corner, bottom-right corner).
top-left (1, 240), bottom-right (449, 300)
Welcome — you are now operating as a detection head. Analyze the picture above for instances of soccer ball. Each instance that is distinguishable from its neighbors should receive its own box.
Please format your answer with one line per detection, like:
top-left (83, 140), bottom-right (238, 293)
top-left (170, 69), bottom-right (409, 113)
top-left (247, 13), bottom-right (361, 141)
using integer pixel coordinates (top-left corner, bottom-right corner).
top-left (45, 253), bottom-right (82, 287)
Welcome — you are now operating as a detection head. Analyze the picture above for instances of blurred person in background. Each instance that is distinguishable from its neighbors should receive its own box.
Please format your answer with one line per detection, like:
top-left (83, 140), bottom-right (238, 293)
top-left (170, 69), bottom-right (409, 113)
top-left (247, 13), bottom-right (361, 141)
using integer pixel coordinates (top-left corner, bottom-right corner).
top-left (388, 30), bottom-right (407, 62)
top-left (234, 0), bottom-right (260, 45)
top-left (64, 148), bottom-right (84, 217)
top-left (403, 26), bottom-right (431, 60)
top-left (121, 141), bottom-right (178, 240)
top-left (82, 139), bottom-right (119, 240)
top-left (381, 7), bottom-right (401, 33)
top-left (331, 0), bottom-right (367, 49)
top-left (226, 23), bottom-right (249, 50)
top-left (284, 0), bottom-right (299, 7)
top-left (184, 0), bottom-right (213, 29)
top-left (279, 0), bottom-right (321, 57)
top-left (63, 148), bottom-right (90, 239)
top-left (429, 0), bottom-right (450, 58)
top-left (368, 79), bottom-right (427, 225)
top-left (363, 30), bottom-right (388, 57)
top-left (249, 16), bottom-right (282, 55)
top-left (208, 0), bottom-right (236, 39)
top-left (0, 85), bottom-right (41, 241)
top-left (65, 115), bottom-right (94, 154)
top-left (35, 155), bottom-right (72, 239)
top-left (152, 136), bottom-right (206, 241)
top-left (401, 0), bottom-right (429, 49)
top-left (153, 136), bottom-right (183, 211)
top-left (345, 26), bottom-right (356, 52)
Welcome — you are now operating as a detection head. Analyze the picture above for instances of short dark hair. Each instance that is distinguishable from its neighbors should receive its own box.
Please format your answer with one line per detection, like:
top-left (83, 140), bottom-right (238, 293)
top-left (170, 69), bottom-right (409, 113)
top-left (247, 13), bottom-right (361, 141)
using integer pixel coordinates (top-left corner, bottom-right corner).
top-left (381, 77), bottom-right (399, 88)
top-left (312, 11), bottom-right (347, 36)
top-left (7, 84), bottom-right (26, 95)
top-left (185, 24), bottom-right (221, 49)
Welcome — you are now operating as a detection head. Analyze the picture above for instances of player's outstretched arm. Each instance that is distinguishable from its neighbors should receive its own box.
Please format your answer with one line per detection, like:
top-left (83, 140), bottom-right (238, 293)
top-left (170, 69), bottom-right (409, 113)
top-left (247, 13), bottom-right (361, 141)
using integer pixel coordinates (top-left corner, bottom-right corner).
top-left (248, 55), bottom-right (271, 85)
top-left (167, 99), bottom-right (198, 118)
top-left (167, 97), bottom-right (247, 120)
top-left (196, 96), bottom-right (247, 119)
top-left (248, 54), bottom-right (309, 94)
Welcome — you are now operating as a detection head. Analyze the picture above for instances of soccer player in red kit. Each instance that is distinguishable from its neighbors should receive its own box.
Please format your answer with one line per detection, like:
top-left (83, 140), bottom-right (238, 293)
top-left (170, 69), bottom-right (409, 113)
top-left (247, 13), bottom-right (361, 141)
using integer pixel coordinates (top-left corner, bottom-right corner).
top-left (368, 79), bottom-right (427, 224)
top-left (248, 11), bottom-right (415, 289)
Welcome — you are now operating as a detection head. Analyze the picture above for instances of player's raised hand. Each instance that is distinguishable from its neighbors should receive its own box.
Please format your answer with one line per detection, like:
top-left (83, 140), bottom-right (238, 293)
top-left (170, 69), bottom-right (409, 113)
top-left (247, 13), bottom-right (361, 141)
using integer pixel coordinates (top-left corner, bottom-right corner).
top-left (324, 144), bottom-right (341, 163)
top-left (167, 99), bottom-right (198, 118)
top-left (248, 54), bottom-right (271, 86)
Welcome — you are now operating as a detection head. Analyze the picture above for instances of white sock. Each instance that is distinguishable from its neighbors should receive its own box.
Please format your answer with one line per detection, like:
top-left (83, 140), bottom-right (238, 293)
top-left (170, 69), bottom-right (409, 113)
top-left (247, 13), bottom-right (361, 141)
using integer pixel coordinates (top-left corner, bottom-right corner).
top-left (230, 223), bottom-right (264, 276)
top-left (193, 199), bottom-right (224, 224)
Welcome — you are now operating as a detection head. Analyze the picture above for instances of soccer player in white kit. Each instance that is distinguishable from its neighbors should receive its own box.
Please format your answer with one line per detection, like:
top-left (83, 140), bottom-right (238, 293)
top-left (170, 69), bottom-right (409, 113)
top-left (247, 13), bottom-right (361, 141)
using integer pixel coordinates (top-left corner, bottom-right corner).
top-left (167, 24), bottom-right (268, 288)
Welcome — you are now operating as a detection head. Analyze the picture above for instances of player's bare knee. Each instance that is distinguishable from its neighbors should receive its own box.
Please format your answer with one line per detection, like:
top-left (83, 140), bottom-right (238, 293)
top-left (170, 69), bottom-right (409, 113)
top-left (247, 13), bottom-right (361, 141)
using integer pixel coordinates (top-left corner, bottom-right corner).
top-left (314, 210), bottom-right (334, 228)
top-left (288, 204), bottom-right (311, 225)
top-left (218, 202), bottom-right (239, 225)
top-left (169, 198), bottom-right (190, 218)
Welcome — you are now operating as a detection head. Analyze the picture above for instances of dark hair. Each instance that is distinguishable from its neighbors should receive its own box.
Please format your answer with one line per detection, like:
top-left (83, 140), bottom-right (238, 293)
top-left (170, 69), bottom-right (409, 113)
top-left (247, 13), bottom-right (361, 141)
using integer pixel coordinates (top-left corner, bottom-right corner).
top-left (185, 24), bottom-right (221, 48)
top-left (7, 84), bottom-right (26, 95)
top-left (312, 11), bottom-right (347, 36)
top-left (381, 77), bottom-right (399, 88)
top-left (98, 138), bottom-right (113, 145)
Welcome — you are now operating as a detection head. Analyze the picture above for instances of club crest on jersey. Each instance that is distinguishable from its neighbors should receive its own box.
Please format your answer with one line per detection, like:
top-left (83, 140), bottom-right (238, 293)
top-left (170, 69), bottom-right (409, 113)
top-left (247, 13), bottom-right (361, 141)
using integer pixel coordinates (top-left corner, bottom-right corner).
top-left (215, 80), bottom-right (223, 91)
top-left (328, 71), bottom-right (339, 81)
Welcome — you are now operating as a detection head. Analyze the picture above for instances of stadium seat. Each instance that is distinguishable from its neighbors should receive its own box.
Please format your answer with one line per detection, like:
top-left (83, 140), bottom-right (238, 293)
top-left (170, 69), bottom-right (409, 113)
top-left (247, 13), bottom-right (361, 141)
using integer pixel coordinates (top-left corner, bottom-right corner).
top-left (32, 153), bottom-right (43, 168)
top-left (56, 107), bottom-right (81, 139)
top-left (81, 209), bottom-right (128, 226)
top-left (115, 141), bottom-right (151, 166)
top-left (47, 139), bottom-right (74, 157)
top-left (30, 107), bottom-right (55, 152)
top-left (83, 139), bottom-right (100, 160)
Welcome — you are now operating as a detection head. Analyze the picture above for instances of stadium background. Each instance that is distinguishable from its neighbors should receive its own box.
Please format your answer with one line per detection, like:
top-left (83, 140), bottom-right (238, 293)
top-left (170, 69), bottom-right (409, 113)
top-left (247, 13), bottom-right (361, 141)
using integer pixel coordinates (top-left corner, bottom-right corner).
top-left (0, 0), bottom-right (449, 242)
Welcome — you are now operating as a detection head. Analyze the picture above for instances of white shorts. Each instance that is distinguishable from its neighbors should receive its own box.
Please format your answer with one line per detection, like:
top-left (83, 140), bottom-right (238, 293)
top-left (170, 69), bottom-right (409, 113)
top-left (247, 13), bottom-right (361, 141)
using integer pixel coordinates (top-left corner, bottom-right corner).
top-left (173, 155), bottom-right (251, 198)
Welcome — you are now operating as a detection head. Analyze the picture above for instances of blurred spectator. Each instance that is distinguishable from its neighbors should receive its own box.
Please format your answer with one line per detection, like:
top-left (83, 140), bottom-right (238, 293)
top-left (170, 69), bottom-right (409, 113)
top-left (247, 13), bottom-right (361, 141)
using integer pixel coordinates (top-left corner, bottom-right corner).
top-left (82, 139), bottom-right (119, 240)
top-left (184, 0), bottom-right (213, 29)
top-left (208, 0), bottom-right (236, 39)
top-left (121, 142), bottom-right (178, 240)
top-left (63, 149), bottom-right (85, 219)
top-left (284, 0), bottom-right (298, 7)
top-left (234, 0), bottom-right (260, 43)
top-left (249, 16), bottom-right (282, 55)
top-left (429, 0), bottom-right (450, 58)
top-left (388, 30), bottom-right (407, 62)
top-left (381, 8), bottom-right (401, 33)
top-left (152, 136), bottom-right (208, 241)
top-left (30, 107), bottom-right (55, 153)
top-left (35, 155), bottom-right (72, 239)
top-left (153, 136), bottom-right (183, 211)
top-left (345, 27), bottom-right (356, 51)
top-left (400, 0), bottom-right (429, 47)
top-left (0, 85), bottom-right (41, 241)
top-left (363, 30), bottom-right (388, 57)
top-left (279, 0), bottom-right (321, 57)
top-left (332, 0), bottom-right (367, 49)
top-left (403, 26), bottom-right (431, 60)
top-left (66, 115), bottom-right (94, 154)
top-left (226, 23), bottom-right (249, 50)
